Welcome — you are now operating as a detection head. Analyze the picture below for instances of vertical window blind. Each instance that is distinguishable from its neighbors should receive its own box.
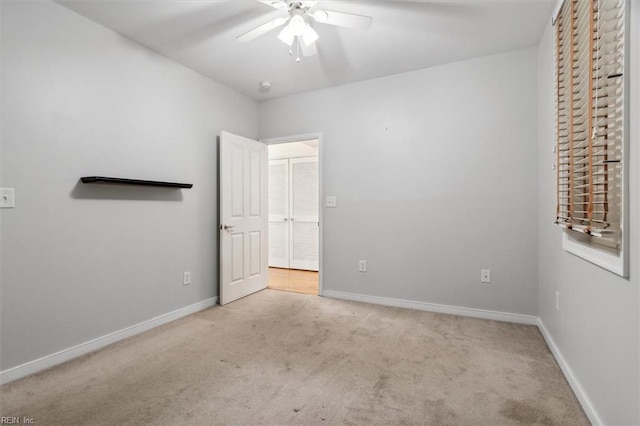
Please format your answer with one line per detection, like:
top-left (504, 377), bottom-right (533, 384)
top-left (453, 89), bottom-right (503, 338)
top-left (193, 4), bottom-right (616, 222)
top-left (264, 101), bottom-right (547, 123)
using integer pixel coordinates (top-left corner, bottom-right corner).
top-left (555, 0), bottom-right (626, 248)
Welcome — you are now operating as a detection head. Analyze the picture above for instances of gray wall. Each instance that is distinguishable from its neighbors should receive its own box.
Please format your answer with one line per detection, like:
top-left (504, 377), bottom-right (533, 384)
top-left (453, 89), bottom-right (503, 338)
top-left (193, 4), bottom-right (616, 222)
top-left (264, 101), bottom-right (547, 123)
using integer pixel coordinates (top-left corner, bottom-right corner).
top-left (0, 1), bottom-right (258, 370)
top-left (537, 5), bottom-right (639, 425)
top-left (259, 48), bottom-right (539, 316)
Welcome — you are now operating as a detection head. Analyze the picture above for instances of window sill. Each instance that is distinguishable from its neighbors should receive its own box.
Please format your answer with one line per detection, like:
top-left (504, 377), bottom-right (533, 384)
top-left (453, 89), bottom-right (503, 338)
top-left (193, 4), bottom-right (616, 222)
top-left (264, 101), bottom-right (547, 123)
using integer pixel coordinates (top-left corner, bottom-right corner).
top-left (562, 229), bottom-right (628, 277)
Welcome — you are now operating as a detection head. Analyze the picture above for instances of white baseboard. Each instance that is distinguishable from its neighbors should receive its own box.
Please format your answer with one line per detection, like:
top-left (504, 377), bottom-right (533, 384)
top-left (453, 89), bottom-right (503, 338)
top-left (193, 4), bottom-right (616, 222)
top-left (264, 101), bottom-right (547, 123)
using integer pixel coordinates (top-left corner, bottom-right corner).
top-left (322, 290), bottom-right (538, 325)
top-left (0, 297), bottom-right (217, 385)
top-left (537, 318), bottom-right (602, 426)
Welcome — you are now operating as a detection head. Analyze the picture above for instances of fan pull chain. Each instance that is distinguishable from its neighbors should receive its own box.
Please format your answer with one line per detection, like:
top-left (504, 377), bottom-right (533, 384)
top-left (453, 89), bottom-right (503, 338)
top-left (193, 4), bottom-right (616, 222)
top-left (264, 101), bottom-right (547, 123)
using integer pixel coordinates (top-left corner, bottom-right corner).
top-left (296, 36), bottom-right (301, 63)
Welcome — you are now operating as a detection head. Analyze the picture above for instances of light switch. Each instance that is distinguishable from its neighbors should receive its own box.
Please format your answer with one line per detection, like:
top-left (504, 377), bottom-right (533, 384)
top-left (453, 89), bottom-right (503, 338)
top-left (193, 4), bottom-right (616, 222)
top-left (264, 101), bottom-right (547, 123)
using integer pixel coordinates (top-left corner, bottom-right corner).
top-left (0, 188), bottom-right (15, 208)
top-left (326, 196), bottom-right (337, 208)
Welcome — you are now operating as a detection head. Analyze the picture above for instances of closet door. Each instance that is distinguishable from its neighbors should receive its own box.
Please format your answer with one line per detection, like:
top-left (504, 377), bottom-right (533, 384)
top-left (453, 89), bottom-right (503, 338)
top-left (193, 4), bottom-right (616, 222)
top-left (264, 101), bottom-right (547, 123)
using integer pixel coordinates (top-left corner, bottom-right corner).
top-left (268, 159), bottom-right (289, 268)
top-left (289, 157), bottom-right (319, 271)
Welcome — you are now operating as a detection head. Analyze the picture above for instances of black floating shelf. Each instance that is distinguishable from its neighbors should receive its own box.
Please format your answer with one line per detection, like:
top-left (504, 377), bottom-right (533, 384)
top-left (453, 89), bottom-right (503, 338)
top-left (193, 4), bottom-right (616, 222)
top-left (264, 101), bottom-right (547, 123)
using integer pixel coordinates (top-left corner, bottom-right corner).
top-left (81, 176), bottom-right (193, 189)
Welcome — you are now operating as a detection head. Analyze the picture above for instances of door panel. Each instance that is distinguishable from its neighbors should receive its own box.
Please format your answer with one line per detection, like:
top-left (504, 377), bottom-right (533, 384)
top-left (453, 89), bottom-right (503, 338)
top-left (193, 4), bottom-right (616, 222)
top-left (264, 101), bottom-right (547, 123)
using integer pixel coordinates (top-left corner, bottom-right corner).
top-left (291, 221), bottom-right (319, 271)
top-left (269, 161), bottom-right (288, 216)
top-left (249, 231), bottom-right (261, 277)
top-left (289, 157), bottom-right (319, 271)
top-left (291, 160), bottom-right (318, 218)
top-left (231, 145), bottom-right (244, 218)
top-left (250, 150), bottom-right (261, 217)
top-left (220, 131), bottom-right (268, 305)
top-left (268, 222), bottom-right (288, 267)
top-left (231, 233), bottom-right (244, 283)
top-left (268, 159), bottom-right (289, 268)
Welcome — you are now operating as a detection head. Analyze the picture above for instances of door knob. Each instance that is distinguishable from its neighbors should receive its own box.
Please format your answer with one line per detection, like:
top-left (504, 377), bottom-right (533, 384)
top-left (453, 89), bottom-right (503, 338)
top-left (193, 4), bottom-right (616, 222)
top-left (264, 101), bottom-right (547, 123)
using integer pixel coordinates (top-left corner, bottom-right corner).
top-left (223, 224), bottom-right (235, 231)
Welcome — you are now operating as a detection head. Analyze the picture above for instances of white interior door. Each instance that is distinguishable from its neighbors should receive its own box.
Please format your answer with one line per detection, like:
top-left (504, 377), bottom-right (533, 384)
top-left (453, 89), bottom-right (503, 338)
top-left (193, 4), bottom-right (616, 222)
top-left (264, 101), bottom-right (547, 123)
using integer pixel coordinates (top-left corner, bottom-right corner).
top-left (289, 157), bottom-right (319, 271)
top-left (268, 159), bottom-right (289, 268)
top-left (219, 131), bottom-right (268, 305)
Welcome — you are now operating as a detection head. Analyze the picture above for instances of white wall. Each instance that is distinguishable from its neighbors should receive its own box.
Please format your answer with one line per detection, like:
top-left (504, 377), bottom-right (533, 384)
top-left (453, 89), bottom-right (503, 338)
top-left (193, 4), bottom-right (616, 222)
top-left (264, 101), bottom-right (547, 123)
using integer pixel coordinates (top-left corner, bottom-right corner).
top-left (268, 140), bottom-right (319, 160)
top-left (260, 48), bottom-right (539, 317)
top-left (0, 1), bottom-right (257, 371)
top-left (536, 4), bottom-right (639, 425)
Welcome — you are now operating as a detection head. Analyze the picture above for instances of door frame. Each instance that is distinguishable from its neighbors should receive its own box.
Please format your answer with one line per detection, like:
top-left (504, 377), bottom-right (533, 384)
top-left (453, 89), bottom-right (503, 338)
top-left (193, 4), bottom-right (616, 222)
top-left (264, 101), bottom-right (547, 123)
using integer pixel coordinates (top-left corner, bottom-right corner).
top-left (261, 132), bottom-right (324, 297)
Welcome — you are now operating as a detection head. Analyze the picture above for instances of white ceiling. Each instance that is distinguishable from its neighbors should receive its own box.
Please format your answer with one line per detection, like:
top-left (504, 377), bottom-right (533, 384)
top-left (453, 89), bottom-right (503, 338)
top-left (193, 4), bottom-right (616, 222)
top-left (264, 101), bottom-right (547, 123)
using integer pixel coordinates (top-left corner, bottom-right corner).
top-left (57, 1), bottom-right (555, 101)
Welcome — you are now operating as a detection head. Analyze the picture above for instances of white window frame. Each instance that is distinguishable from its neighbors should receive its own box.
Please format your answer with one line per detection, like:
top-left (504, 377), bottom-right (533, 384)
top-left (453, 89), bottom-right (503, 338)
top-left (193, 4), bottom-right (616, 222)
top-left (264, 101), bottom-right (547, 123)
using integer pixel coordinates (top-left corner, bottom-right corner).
top-left (563, 230), bottom-right (628, 276)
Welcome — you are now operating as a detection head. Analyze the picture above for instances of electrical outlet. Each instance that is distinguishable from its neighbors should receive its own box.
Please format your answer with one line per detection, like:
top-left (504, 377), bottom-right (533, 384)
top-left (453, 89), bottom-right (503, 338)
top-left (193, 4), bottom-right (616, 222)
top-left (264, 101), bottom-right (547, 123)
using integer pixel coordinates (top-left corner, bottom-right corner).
top-left (359, 260), bottom-right (367, 272)
top-left (183, 271), bottom-right (191, 286)
top-left (0, 188), bottom-right (15, 209)
top-left (326, 196), bottom-right (337, 208)
top-left (480, 269), bottom-right (491, 283)
top-left (555, 291), bottom-right (560, 311)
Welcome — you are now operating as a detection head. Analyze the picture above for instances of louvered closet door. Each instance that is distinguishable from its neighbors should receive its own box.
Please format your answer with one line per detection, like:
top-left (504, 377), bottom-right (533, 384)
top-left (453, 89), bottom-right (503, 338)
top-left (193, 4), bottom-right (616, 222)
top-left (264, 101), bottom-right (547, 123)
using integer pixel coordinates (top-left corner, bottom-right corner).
top-left (268, 159), bottom-right (289, 268)
top-left (289, 157), bottom-right (319, 271)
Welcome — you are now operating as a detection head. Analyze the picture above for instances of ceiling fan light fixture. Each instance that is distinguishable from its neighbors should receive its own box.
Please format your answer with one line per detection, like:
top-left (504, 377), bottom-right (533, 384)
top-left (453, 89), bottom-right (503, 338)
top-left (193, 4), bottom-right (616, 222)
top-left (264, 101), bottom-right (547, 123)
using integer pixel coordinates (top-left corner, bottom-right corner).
top-left (240, 0), bottom-right (373, 61)
top-left (289, 14), bottom-right (306, 36)
top-left (301, 24), bottom-right (319, 46)
top-left (278, 25), bottom-right (294, 46)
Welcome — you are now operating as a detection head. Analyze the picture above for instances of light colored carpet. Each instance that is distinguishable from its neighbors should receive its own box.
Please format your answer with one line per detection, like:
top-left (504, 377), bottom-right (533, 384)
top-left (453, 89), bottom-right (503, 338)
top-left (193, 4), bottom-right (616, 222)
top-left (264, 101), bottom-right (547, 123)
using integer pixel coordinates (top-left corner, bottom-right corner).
top-left (1, 289), bottom-right (588, 425)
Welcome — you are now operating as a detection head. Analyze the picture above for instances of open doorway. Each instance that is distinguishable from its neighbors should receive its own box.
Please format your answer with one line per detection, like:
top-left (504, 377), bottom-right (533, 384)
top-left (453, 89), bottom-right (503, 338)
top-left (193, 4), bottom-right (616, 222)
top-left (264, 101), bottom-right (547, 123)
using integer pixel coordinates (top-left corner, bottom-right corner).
top-left (266, 138), bottom-right (320, 295)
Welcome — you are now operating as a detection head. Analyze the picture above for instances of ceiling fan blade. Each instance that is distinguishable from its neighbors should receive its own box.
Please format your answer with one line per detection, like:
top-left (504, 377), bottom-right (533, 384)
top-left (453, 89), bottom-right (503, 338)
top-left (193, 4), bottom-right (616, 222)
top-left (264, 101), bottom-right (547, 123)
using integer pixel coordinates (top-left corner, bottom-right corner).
top-left (237, 16), bottom-right (288, 42)
top-left (257, 0), bottom-right (288, 10)
top-left (300, 1), bottom-right (317, 8)
top-left (300, 39), bottom-right (318, 57)
top-left (312, 9), bottom-right (373, 30)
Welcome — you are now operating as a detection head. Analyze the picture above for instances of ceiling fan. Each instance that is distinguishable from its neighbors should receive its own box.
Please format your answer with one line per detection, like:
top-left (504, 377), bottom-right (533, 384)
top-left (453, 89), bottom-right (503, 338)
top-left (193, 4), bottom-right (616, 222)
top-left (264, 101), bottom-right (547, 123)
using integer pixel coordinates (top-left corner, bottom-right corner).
top-left (237, 1), bottom-right (373, 62)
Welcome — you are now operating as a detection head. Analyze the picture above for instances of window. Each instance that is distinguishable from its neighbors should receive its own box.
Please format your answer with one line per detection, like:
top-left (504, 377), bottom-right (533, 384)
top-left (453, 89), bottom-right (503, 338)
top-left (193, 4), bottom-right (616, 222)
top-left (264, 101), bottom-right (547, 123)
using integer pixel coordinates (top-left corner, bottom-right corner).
top-left (554, 0), bottom-right (629, 276)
